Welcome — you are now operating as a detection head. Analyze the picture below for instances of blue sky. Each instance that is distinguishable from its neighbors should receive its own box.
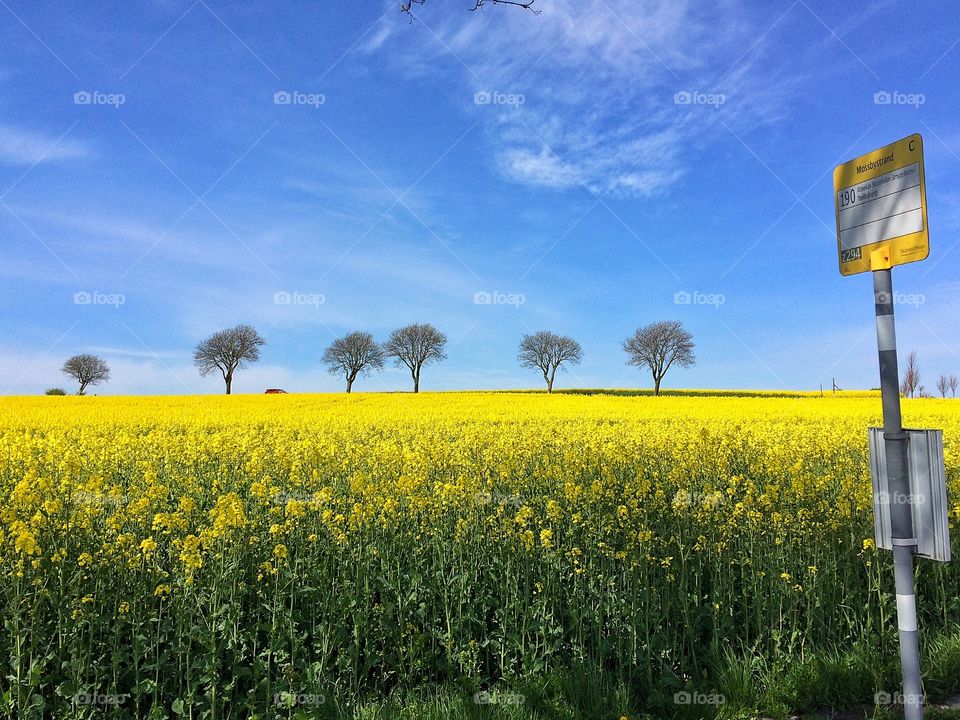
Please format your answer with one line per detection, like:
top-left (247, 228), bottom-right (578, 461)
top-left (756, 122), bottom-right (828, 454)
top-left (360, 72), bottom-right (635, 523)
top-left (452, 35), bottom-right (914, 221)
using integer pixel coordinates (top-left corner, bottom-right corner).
top-left (1, 0), bottom-right (959, 394)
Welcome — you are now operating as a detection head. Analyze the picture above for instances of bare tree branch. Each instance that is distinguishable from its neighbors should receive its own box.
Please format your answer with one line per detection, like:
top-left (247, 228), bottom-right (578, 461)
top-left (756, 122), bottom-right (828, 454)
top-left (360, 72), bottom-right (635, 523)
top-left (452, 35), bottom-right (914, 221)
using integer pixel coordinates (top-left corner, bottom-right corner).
top-left (383, 323), bottom-right (447, 393)
top-left (900, 350), bottom-right (919, 398)
top-left (61, 354), bottom-right (110, 395)
top-left (400, 0), bottom-right (539, 19)
top-left (518, 331), bottom-right (582, 393)
top-left (194, 324), bottom-right (266, 395)
top-left (322, 331), bottom-right (386, 393)
top-left (937, 374), bottom-right (949, 398)
top-left (622, 321), bottom-right (695, 395)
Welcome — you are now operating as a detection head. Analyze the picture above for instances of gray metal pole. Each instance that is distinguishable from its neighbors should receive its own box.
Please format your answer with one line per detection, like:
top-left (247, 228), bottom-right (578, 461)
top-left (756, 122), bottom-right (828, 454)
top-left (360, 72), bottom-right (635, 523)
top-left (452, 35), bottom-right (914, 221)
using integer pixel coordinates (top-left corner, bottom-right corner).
top-left (873, 268), bottom-right (924, 719)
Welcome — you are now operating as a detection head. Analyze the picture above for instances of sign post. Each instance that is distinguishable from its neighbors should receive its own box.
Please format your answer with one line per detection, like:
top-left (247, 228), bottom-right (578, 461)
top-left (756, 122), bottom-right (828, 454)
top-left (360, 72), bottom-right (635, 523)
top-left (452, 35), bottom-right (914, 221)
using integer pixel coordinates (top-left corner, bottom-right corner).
top-left (834, 134), bottom-right (942, 720)
top-left (871, 267), bottom-right (924, 720)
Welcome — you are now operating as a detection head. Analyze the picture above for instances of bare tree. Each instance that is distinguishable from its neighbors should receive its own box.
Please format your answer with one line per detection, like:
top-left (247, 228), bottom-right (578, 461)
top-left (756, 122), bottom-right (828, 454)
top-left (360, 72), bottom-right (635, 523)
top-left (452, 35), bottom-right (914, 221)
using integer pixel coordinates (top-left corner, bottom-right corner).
top-left (384, 323), bottom-right (447, 393)
top-left (518, 331), bottom-right (583, 393)
top-left (950, 375), bottom-right (958, 398)
top-left (194, 324), bottom-right (266, 394)
top-left (900, 351), bottom-right (920, 398)
top-left (622, 321), bottom-right (695, 396)
top-left (322, 332), bottom-right (385, 393)
top-left (401, 0), bottom-right (538, 17)
top-left (937, 374), bottom-right (949, 398)
top-left (61, 354), bottom-right (110, 395)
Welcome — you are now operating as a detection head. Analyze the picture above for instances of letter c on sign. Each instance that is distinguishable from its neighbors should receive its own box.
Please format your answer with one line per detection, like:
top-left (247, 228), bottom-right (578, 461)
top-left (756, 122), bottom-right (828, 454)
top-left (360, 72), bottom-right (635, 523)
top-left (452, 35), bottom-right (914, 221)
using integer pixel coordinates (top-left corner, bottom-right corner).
top-left (909, 139), bottom-right (916, 152)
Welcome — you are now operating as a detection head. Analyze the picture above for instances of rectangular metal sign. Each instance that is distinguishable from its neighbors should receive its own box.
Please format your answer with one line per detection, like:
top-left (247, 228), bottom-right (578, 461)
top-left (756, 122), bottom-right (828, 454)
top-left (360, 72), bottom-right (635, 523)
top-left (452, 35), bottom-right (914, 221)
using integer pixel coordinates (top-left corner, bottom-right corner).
top-left (869, 427), bottom-right (951, 562)
top-left (834, 134), bottom-right (929, 275)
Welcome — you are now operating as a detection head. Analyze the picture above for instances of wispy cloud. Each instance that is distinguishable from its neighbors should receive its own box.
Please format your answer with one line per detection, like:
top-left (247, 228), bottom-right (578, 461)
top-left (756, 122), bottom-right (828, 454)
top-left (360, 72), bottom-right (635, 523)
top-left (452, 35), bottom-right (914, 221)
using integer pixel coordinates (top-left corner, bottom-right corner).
top-left (0, 124), bottom-right (91, 166)
top-left (498, 126), bottom-right (686, 196)
top-left (359, 19), bottom-right (395, 53)
top-left (82, 346), bottom-right (189, 360)
top-left (372, 0), bottom-right (805, 196)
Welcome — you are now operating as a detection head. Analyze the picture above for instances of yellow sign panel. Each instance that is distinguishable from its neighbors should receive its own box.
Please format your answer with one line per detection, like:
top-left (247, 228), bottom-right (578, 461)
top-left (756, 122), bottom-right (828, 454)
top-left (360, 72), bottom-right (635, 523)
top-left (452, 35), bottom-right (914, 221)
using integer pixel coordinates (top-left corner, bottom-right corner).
top-left (833, 134), bottom-right (929, 275)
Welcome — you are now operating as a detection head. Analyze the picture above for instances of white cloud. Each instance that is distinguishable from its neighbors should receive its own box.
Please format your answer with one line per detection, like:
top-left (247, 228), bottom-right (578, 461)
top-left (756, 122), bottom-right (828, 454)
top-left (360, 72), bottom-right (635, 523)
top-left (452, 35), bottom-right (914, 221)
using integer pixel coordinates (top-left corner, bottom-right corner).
top-left (373, 0), bottom-right (802, 196)
top-left (499, 146), bottom-right (582, 189)
top-left (0, 125), bottom-right (91, 166)
top-left (498, 126), bottom-right (686, 195)
top-left (82, 346), bottom-right (189, 360)
top-left (359, 18), bottom-right (396, 53)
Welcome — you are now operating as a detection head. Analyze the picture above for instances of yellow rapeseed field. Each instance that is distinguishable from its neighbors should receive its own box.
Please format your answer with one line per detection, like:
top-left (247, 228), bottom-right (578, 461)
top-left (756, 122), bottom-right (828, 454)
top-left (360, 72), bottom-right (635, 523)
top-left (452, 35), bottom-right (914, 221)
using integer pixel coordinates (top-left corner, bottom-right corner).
top-left (1, 391), bottom-right (958, 718)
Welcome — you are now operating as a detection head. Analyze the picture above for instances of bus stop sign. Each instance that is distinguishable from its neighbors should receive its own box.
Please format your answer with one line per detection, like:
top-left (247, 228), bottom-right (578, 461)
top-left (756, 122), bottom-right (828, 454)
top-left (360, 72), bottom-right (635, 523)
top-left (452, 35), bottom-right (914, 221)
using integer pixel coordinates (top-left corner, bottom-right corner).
top-left (834, 134), bottom-right (929, 275)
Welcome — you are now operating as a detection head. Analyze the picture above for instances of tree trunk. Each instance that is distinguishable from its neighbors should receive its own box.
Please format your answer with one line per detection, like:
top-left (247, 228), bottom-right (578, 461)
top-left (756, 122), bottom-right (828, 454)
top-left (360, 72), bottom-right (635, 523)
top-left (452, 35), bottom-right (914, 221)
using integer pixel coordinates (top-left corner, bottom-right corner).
top-left (346, 376), bottom-right (354, 393)
top-left (546, 377), bottom-right (553, 393)
top-left (78, 382), bottom-right (88, 396)
top-left (653, 376), bottom-right (661, 396)
top-left (225, 373), bottom-right (233, 395)
top-left (413, 374), bottom-right (420, 393)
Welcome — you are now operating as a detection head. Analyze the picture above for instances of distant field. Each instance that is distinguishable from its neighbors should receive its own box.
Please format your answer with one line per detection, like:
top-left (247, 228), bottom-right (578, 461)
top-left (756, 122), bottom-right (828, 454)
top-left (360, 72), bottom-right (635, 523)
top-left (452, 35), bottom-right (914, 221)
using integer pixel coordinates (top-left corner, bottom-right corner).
top-left (509, 387), bottom-right (883, 398)
top-left (2, 392), bottom-right (959, 719)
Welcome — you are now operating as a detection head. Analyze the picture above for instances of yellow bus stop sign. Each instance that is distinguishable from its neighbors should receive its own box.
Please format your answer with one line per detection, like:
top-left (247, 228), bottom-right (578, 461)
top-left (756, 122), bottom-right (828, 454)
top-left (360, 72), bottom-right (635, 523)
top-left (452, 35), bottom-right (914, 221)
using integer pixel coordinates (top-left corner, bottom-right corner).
top-left (834, 134), bottom-right (929, 275)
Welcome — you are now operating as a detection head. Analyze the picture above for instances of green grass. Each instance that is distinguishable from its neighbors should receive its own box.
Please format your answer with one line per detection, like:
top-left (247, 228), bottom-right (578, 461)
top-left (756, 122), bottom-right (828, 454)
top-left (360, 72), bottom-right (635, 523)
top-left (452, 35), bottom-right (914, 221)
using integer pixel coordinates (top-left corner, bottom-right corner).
top-left (265, 630), bottom-right (960, 719)
top-left (498, 388), bottom-right (880, 399)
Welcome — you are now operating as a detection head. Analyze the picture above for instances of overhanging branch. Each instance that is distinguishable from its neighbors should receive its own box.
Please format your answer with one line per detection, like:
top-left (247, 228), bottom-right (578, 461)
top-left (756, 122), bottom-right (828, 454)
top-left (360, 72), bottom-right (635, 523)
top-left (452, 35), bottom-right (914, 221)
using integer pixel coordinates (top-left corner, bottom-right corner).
top-left (401, 0), bottom-right (539, 19)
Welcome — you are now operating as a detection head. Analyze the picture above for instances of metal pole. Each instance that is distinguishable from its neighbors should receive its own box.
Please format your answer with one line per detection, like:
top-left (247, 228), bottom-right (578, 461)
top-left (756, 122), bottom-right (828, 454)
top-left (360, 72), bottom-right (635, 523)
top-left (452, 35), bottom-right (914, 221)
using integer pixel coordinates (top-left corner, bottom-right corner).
top-left (873, 268), bottom-right (924, 719)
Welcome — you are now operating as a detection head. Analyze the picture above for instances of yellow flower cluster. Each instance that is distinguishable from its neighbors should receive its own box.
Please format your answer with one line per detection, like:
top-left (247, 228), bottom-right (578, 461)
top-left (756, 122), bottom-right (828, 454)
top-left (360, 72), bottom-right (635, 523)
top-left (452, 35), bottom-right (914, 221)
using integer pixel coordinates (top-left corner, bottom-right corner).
top-left (2, 391), bottom-right (958, 569)
top-left (0, 390), bottom-right (958, 707)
